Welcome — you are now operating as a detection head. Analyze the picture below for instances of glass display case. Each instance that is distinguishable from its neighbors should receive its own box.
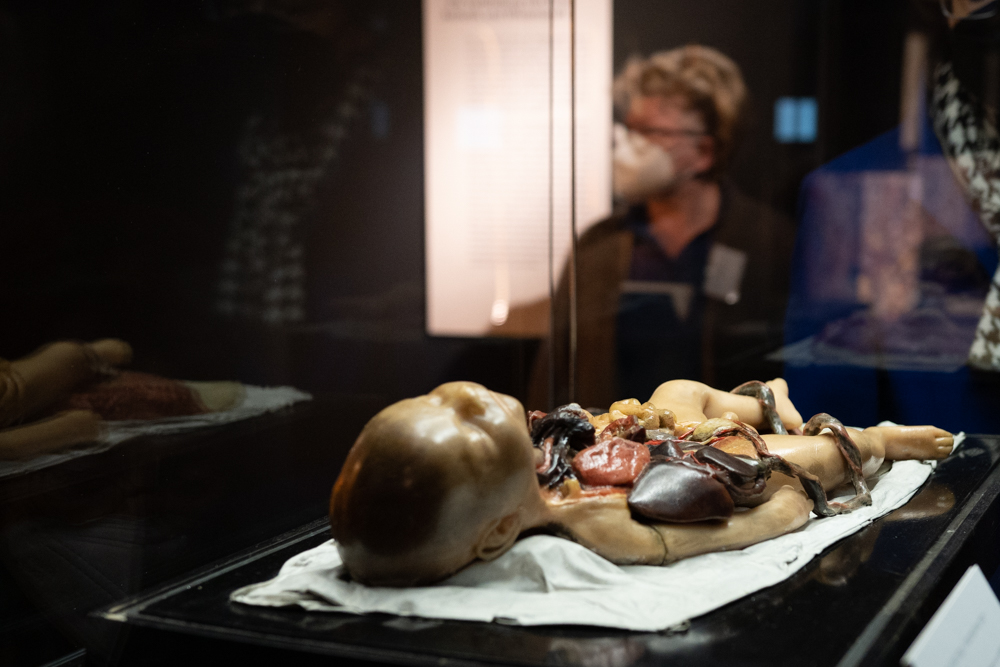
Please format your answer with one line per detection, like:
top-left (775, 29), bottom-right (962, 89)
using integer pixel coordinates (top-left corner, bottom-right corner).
top-left (2, 1), bottom-right (1000, 665)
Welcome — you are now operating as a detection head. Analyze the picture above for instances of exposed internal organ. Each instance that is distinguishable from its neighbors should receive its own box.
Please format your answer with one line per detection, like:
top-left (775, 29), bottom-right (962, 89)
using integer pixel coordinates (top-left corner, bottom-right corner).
top-left (572, 437), bottom-right (651, 487)
top-left (630, 437), bottom-right (768, 522)
top-left (58, 371), bottom-right (207, 420)
top-left (630, 416), bottom-right (871, 522)
top-left (628, 460), bottom-right (736, 522)
top-left (597, 415), bottom-right (646, 444)
top-left (711, 435), bottom-right (758, 458)
top-left (802, 413), bottom-right (872, 513)
top-left (530, 404), bottom-right (595, 488)
top-left (589, 398), bottom-right (675, 434)
top-left (531, 396), bottom-right (871, 522)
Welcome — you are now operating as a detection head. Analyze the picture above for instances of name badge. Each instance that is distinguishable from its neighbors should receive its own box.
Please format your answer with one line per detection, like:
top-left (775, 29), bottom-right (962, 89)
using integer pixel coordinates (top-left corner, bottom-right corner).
top-left (620, 281), bottom-right (695, 321)
top-left (703, 243), bottom-right (747, 305)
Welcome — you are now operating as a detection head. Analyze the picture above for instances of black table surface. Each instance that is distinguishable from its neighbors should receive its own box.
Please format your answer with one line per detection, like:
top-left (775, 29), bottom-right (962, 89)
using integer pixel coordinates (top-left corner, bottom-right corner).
top-left (95, 434), bottom-right (1000, 667)
top-left (0, 393), bottom-right (382, 666)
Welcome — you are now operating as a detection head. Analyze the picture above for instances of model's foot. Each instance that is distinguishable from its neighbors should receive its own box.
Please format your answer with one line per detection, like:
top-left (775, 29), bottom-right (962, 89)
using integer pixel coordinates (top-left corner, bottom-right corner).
top-left (865, 425), bottom-right (954, 461)
top-left (764, 485), bottom-right (813, 523)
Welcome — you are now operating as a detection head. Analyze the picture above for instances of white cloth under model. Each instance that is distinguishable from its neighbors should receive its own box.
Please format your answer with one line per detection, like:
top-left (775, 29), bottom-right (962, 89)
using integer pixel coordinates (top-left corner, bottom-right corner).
top-left (231, 446), bottom-right (956, 631)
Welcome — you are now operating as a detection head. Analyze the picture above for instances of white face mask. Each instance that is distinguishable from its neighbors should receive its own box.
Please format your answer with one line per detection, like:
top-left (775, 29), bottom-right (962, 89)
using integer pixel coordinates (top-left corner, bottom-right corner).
top-left (612, 123), bottom-right (684, 203)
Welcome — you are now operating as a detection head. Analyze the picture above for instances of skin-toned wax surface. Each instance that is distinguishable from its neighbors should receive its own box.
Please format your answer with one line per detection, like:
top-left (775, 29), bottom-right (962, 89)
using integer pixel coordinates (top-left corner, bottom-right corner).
top-left (0, 409), bottom-right (103, 460)
top-left (538, 484), bottom-right (813, 566)
top-left (0, 339), bottom-right (132, 428)
top-left (648, 377), bottom-right (952, 496)
top-left (329, 381), bottom-right (955, 586)
top-left (758, 427), bottom-right (954, 499)
top-left (0, 340), bottom-right (131, 460)
top-left (330, 382), bottom-right (548, 586)
top-left (648, 378), bottom-right (802, 430)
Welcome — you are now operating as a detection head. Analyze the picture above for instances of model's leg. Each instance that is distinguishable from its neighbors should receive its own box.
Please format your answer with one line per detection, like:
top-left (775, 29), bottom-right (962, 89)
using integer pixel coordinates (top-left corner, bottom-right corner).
top-left (864, 425), bottom-right (953, 461)
top-left (755, 432), bottom-right (867, 495)
top-left (755, 426), bottom-right (954, 499)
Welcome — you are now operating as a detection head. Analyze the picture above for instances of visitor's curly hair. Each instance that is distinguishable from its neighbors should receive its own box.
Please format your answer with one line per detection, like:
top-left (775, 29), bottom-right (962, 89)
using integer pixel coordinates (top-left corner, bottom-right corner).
top-left (614, 45), bottom-right (747, 178)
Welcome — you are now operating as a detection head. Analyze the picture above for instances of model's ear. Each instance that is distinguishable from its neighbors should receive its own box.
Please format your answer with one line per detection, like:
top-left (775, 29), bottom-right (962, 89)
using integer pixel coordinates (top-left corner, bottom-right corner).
top-left (474, 512), bottom-right (521, 561)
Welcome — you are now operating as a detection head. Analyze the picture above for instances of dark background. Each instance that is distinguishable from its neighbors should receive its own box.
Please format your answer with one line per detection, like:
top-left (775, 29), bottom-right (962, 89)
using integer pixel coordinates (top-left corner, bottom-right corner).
top-left (2, 2), bottom-right (992, 666)
top-left (0, 0), bottom-right (917, 405)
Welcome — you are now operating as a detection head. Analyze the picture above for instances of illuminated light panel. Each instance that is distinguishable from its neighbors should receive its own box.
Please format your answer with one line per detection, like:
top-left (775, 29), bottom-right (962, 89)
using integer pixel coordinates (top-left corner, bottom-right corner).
top-left (424, 0), bottom-right (612, 336)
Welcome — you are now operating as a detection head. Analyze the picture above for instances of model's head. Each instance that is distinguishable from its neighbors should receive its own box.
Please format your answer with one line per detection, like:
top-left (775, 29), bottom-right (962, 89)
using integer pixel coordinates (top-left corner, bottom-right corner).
top-left (614, 45), bottom-right (746, 179)
top-left (329, 382), bottom-right (542, 586)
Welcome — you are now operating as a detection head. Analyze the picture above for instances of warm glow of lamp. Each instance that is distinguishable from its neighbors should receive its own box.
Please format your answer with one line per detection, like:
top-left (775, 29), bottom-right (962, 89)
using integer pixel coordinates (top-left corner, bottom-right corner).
top-left (423, 0), bottom-right (612, 336)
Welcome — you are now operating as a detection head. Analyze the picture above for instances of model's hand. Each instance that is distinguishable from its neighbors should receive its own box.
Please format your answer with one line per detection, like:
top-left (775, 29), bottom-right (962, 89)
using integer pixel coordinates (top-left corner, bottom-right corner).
top-left (769, 484), bottom-right (813, 519)
top-left (658, 485), bottom-right (813, 563)
top-left (766, 378), bottom-right (803, 431)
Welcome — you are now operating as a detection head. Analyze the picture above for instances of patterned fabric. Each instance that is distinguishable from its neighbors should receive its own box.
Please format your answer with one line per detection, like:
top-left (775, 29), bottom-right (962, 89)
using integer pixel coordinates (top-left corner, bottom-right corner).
top-left (931, 62), bottom-right (1000, 369)
top-left (216, 67), bottom-right (375, 325)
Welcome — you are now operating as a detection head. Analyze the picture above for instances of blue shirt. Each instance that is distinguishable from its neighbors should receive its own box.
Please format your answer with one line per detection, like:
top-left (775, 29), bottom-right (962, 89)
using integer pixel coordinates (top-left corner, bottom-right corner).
top-left (615, 204), bottom-right (714, 400)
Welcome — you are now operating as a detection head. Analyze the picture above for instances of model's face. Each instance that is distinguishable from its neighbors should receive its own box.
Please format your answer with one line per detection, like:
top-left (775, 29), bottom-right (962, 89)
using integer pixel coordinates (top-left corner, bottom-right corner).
top-left (625, 95), bottom-right (714, 177)
top-left (330, 381), bottom-right (541, 585)
top-left (333, 383), bottom-right (537, 584)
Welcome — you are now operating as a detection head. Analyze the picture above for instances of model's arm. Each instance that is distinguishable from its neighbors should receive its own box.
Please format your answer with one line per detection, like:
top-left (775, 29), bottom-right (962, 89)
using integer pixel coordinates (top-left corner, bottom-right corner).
top-left (545, 486), bottom-right (812, 566)
top-left (656, 486), bottom-right (812, 563)
top-left (0, 339), bottom-right (131, 427)
top-left (0, 410), bottom-right (103, 460)
top-left (544, 494), bottom-right (668, 565)
top-left (648, 378), bottom-right (803, 430)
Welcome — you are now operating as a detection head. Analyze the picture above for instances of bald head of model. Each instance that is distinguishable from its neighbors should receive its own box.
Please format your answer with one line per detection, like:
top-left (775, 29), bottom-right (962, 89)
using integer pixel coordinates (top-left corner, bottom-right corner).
top-left (329, 382), bottom-right (545, 586)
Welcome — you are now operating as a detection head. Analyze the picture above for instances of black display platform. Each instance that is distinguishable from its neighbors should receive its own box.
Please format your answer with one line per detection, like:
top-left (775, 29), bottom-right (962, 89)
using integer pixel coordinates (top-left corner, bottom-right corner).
top-left (0, 394), bottom-right (378, 666)
top-left (95, 435), bottom-right (1000, 667)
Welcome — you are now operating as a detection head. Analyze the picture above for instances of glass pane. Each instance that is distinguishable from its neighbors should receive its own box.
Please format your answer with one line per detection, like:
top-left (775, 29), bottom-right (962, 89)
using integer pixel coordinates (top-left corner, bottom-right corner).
top-left (3, 0), bottom-right (1000, 662)
top-left (0, 0), bottom-right (565, 660)
top-left (564, 1), bottom-right (1000, 436)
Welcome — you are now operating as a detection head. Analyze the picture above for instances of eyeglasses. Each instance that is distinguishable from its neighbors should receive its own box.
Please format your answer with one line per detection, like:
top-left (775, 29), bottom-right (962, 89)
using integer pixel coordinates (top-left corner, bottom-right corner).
top-left (626, 125), bottom-right (706, 140)
top-left (939, 0), bottom-right (998, 21)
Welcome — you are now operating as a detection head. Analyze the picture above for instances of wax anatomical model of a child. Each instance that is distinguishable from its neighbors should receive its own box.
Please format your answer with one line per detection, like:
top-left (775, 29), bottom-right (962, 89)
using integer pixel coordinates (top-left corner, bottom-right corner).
top-left (329, 380), bottom-right (953, 586)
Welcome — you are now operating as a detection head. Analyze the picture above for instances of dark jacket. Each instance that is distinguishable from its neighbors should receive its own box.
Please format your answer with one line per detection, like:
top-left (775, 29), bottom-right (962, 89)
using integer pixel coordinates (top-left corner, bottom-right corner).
top-left (534, 184), bottom-right (796, 410)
